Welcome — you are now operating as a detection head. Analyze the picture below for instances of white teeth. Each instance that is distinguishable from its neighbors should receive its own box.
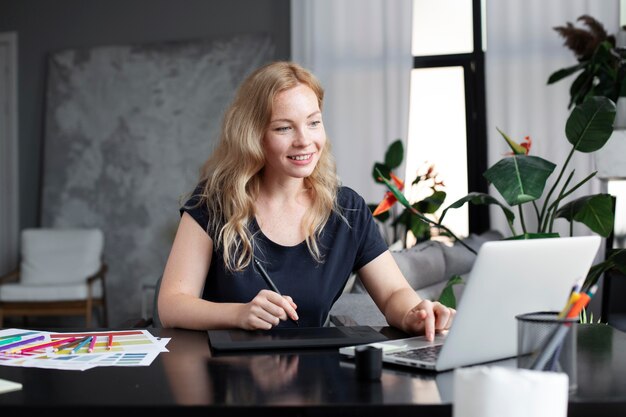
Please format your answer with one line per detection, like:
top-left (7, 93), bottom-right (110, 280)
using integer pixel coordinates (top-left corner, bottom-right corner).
top-left (289, 154), bottom-right (311, 161)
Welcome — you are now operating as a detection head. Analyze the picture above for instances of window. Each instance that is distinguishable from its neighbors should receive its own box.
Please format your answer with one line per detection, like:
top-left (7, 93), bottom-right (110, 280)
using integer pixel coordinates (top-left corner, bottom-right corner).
top-left (406, 0), bottom-right (488, 238)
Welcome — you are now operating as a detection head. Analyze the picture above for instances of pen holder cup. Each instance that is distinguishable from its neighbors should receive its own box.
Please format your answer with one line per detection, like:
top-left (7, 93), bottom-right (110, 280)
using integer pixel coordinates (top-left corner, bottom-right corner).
top-left (516, 311), bottom-right (578, 392)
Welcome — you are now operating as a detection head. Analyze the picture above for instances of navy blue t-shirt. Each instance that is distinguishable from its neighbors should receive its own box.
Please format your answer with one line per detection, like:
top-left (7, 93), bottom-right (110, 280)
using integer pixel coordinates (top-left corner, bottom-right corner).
top-left (181, 186), bottom-right (388, 327)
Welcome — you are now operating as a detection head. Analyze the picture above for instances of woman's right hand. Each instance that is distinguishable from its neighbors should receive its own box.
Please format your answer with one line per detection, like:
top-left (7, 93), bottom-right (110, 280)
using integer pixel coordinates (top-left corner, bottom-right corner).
top-left (237, 289), bottom-right (299, 330)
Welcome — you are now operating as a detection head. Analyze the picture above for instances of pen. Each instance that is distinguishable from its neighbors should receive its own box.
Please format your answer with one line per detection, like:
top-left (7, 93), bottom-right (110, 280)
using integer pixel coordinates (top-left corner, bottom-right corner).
top-left (107, 334), bottom-right (114, 350)
top-left (0, 335), bottom-right (45, 353)
top-left (557, 281), bottom-right (581, 318)
top-left (88, 335), bottom-right (97, 353)
top-left (70, 336), bottom-right (92, 354)
top-left (19, 337), bottom-right (77, 353)
top-left (565, 284), bottom-right (597, 319)
top-left (532, 284), bottom-right (597, 370)
top-left (253, 258), bottom-right (299, 326)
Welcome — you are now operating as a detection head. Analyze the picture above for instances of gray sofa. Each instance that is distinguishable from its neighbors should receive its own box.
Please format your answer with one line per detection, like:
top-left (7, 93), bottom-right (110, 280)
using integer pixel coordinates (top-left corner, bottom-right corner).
top-left (328, 230), bottom-right (503, 326)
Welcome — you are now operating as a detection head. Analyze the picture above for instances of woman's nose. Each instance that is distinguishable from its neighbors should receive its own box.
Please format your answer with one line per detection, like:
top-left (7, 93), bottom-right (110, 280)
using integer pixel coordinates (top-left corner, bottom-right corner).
top-left (292, 127), bottom-right (312, 147)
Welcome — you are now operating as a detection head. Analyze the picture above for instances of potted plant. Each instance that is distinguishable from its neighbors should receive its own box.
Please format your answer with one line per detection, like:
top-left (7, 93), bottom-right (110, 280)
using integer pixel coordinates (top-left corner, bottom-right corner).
top-left (375, 96), bottom-right (626, 295)
top-left (548, 15), bottom-right (626, 179)
top-left (547, 15), bottom-right (626, 110)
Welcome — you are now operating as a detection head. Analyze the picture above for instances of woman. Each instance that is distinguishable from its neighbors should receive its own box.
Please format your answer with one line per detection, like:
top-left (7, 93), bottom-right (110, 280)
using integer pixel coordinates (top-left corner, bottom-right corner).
top-left (158, 61), bottom-right (454, 340)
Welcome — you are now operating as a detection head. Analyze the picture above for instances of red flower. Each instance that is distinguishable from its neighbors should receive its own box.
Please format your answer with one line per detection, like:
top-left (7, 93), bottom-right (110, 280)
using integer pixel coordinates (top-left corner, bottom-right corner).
top-left (505, 135), bottom-right (532, 156)
top-left (372, 172), bottom-right (404, 216)
top-left (520, 136), bottom-right (532, 154)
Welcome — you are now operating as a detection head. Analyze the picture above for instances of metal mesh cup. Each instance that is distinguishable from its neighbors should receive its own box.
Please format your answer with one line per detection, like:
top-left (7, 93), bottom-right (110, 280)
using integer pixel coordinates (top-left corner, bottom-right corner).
top-left (516, 311), bottom-right (578, 391)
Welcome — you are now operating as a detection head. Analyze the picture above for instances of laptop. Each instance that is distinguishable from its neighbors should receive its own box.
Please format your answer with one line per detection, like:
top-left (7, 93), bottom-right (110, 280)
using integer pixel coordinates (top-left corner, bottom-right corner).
top-left (339, 235), bottom-right (601, 372)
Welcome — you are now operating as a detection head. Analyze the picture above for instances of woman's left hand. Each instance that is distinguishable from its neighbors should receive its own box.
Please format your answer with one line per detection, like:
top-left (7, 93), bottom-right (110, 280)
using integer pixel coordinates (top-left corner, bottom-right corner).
top-left (402, 300), bottom-right (455, 341)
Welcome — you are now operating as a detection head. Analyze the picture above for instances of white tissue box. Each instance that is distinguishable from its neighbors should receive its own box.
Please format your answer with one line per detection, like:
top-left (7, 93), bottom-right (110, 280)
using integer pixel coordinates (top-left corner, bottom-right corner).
top-left (453, 366), bottom-right (569, 417)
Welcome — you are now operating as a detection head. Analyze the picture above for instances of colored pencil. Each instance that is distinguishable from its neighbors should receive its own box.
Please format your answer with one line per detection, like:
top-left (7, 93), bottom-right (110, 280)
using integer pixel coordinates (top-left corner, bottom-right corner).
top-left (532, 284), bottom-right (598, 370)
top-left (107, 334), bottom-right (114, 350)
top-left (88, 335), bottom-right (97, 353)
top-left (0, 336), bottom-right (21, 346)
top-left (19, 337), bottom-right (77, 353)
top-left (54, 338), bottom-right (83, 352)
top-left (0, 335), bottom-right (45, 353)
top-left (70, 336), bottom-right (92, 354)
top-left (0, 331), bottom-right (37, 339)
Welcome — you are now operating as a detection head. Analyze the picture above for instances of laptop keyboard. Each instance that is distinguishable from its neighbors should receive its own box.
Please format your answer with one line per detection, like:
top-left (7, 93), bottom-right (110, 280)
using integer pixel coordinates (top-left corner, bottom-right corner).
top-left (387, 344), bottom-right (443, 362)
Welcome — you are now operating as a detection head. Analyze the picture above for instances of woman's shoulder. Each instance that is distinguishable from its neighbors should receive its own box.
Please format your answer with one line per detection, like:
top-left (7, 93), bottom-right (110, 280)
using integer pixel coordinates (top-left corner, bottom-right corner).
top-left (337, 185), bottom-right (367, 208)
top-left (181, 181), bottom-right (207, 207)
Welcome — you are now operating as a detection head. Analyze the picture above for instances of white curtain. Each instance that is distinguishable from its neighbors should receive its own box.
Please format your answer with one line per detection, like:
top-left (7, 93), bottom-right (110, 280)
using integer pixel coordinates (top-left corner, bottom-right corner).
top-left (291, 0), bottom-right (413, 204)
top-left (485, 0), bottom-right (620, 237)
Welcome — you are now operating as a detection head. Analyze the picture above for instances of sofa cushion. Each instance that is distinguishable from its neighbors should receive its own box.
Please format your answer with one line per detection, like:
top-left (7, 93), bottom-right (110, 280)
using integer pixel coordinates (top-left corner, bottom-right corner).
top-left (350, 239), bottom-right (447, 293)
top-left (392, 240), bottom-right (447, 290)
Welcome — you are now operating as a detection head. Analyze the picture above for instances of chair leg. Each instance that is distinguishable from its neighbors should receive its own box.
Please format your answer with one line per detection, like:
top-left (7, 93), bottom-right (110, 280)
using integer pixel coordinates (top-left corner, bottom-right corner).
top-left (102, 300), bottom-right (109, 327)
top-left (86, 299), bottom-right (93, 328)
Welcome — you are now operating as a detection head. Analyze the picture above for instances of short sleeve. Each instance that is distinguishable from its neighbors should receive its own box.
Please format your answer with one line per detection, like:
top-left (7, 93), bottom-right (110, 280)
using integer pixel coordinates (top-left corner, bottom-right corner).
top-left (180, 184), bottom-right (210, 234)
top-left (339, 187), bottom-right (388, 271)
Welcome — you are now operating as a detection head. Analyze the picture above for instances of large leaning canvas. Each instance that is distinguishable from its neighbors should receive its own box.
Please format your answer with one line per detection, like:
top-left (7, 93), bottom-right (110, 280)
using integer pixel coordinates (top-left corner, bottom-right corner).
top-left (41, 34), bottom-right (275, 324)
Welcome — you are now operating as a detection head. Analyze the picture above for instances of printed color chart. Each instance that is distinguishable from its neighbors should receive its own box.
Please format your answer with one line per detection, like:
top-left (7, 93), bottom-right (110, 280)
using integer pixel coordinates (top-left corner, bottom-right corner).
top-left (0, 329), bottom-right (169, 371)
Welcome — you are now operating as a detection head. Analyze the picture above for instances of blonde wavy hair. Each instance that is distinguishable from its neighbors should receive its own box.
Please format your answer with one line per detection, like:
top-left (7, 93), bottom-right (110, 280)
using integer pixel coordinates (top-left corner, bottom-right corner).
top-left (197, 61), bottom-right (340, 272)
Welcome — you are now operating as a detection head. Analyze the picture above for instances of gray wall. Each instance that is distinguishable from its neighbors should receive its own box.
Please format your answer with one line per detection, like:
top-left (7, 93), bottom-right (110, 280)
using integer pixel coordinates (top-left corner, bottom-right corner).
top-left (0, 0), bottom-right (291, 232)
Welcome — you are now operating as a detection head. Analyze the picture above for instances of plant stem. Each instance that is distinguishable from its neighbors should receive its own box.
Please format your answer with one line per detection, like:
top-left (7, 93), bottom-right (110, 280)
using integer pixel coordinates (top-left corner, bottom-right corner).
top-left (518, 205), bottom-right (528, 235)
top-left (410, 207), bottom-right (477, 254)
top-left (544, 170), bottom-right (575, 232)
top-left (532, 201), bottom-right (541, 233)
top-left (547, 171), bottom-right (596, 232)
top-left (539, 145), bottom-right (576, 230)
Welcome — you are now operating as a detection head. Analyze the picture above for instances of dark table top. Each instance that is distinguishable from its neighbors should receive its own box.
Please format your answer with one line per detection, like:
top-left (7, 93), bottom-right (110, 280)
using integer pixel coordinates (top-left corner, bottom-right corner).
top-left (0, 324), bottom-right (625, 416)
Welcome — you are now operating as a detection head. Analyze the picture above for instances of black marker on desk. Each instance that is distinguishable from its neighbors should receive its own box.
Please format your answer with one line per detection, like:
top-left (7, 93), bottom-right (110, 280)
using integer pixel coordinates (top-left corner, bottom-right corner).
top-left (253, 258), bottom-right (299, 326)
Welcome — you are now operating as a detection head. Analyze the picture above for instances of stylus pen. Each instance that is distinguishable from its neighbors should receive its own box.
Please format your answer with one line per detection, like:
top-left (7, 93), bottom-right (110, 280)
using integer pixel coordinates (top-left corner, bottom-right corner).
top-left (253, 258), bottom-right (299, 326)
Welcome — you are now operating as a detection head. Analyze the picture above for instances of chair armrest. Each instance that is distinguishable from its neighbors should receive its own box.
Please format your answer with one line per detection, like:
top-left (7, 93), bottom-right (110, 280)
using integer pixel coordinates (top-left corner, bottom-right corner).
top-left (86, 264), bottom-right (107, 285)
top-left (0, 268), bottom-right (20, 284)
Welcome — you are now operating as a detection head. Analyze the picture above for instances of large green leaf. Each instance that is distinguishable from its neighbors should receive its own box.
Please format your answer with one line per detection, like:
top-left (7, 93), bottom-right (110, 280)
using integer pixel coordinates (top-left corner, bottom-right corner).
top-left (555, 194), bottom-right (615, 237)
top-left (565, 96), bottom-right (616, 153)
top-left (440, 192), bottom-right (515, 229)
top-left (609, 249), bottom-right (626, 274)
top-left (483, 156), bottom-right (556, 206)
top-left (409, 215), bottom-right (432, 242)
top-left (414, 190), bottom-right (447, 214)
top-left (582, 248), bottom-right (626, 290)
top-left (438, 275), bottom-right (464, 309)
top-left (372, 162), bottom-right (390, 184)
top-left (384, 139), bottom-right (404, 169)
top-left (547, 62), bottom-right (586, 84)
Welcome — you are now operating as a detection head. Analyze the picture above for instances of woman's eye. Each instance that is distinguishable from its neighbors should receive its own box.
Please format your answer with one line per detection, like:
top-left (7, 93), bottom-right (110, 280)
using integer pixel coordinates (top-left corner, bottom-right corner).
top-left (274, 126), bottom-right (291, 133)
top-left (309, 120), bottom-right (321, 127)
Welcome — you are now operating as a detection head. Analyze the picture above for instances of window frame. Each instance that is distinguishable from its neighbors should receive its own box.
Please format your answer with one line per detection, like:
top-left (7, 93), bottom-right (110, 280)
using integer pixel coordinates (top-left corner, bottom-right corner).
top-left (410, 0), bottom-right (489, 234)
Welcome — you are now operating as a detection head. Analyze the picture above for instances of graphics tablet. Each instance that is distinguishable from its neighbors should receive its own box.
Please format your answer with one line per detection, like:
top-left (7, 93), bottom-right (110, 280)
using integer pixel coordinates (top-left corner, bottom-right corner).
top-left (208, 326), bottom-right (387, 351)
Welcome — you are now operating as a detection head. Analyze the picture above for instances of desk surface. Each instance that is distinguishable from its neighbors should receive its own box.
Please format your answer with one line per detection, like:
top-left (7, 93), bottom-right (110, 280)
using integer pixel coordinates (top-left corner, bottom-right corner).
top-left (0, 325), bottom-right (625, 416)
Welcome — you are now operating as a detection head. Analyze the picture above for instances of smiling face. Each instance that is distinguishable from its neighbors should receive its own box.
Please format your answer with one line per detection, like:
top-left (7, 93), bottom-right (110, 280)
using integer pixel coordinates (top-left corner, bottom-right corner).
top-left (262, 84), bottom-right (326, 183)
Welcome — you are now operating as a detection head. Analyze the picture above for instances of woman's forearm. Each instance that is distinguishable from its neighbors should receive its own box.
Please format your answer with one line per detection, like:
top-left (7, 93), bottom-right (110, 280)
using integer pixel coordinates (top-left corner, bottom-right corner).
top-left (382, 286), bottom-right (423, 333)
top-left (158, 292), bottom-right (243, 330)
